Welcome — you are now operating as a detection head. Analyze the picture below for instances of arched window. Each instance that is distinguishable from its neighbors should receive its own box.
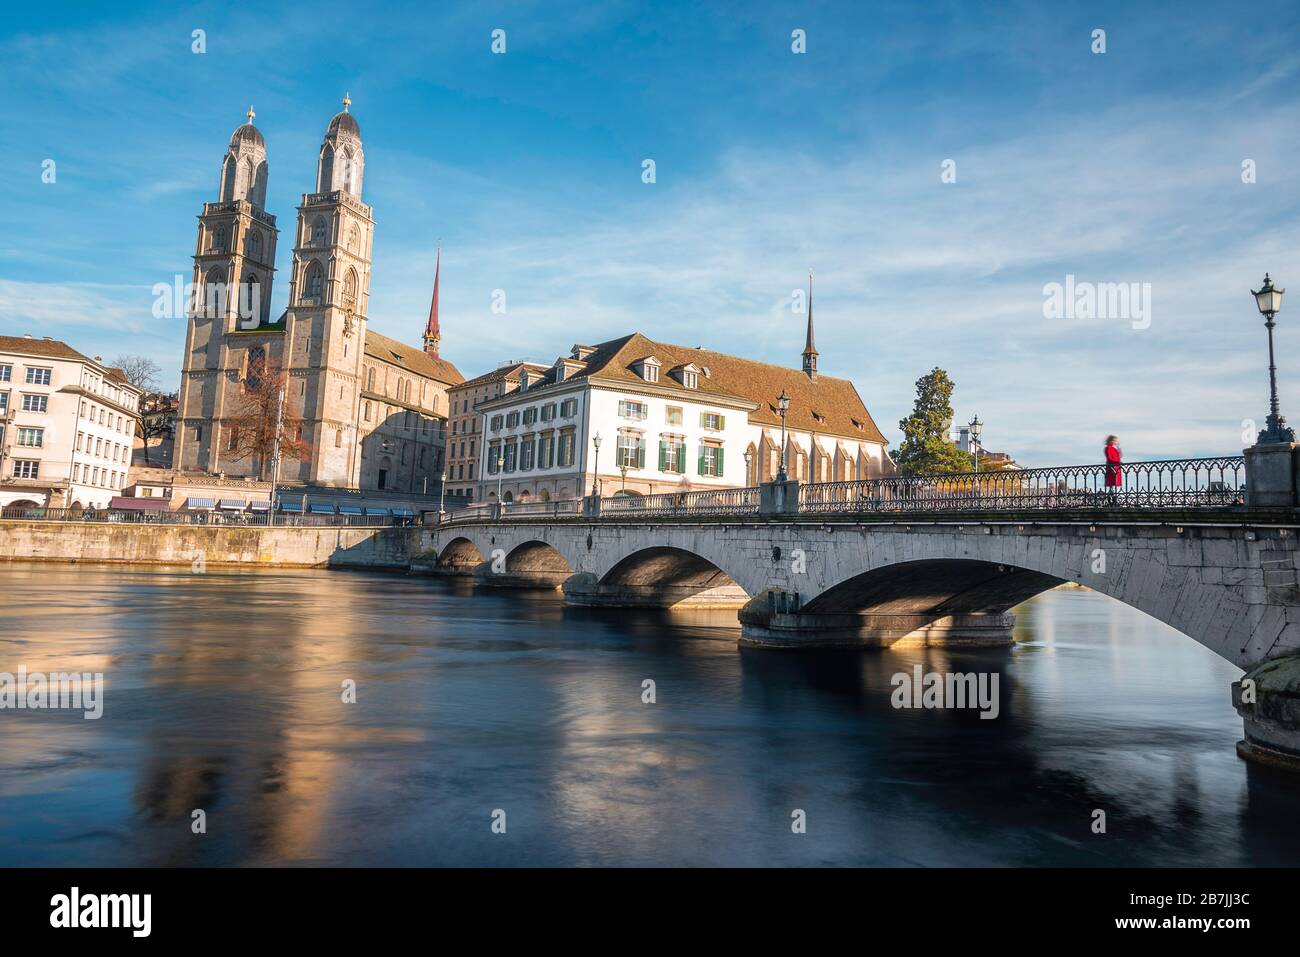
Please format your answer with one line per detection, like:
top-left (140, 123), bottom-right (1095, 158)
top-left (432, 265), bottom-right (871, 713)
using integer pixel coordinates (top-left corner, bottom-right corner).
top-left (366, 367), bottom-right (375, 391)
top-left (246, 230), bottom-right (262, 260)
top-left (245, 346), bottom-right (266, 391)
top-left (342, 268), bottom-right (358, 308)
top-left (342, 149), bottom-right (355, 194)
top-left (242, 158), bottom-right (254, 199)
top-left (311, 218), bottom-right (326, 246)
top-left (320, 145), bottom-right (334, 192)
top-left (347, 223), bottom-right (360, 252)
top-left (221, 155), bottom-right (236, 201)
top-left (305, 262), bottom-right (323, 300)
top-left (254, 161), bottom-right (268, 207)
top-left (213, 225), bottom-right (228, 251)
top-left (204, 266), bottom-right (226, 316)
top-left (240, 273), bottom-right (260, 325)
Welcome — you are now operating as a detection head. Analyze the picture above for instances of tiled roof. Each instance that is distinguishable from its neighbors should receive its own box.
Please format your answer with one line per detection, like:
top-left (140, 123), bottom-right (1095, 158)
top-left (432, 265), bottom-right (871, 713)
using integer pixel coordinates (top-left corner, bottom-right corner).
top-left (452, 361), bottom-right (550, 391)
top-left (505, 332), bottom-right (888, 444)
top-left (0, 335), bottom-right (92, 362)
top-left (363, 330), bottom-right (465, 386)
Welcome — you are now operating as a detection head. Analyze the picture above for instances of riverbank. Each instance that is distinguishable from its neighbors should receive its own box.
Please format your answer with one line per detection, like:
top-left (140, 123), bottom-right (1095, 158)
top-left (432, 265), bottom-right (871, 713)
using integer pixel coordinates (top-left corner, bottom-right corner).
top-left (0, 520), bottom-right (417, 568)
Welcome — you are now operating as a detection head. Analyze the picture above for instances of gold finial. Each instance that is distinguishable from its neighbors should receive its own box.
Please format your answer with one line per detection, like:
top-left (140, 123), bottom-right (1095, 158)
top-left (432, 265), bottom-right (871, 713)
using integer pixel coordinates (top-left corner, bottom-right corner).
top-left (246, 105), bottom-right (255, 123)
top-left (342, 92), bottom-right (351, 112)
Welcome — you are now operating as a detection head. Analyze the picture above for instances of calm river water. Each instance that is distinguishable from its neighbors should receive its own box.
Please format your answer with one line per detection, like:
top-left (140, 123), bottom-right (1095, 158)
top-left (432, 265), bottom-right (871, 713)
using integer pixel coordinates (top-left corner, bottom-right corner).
top-left (0, 562), bottom-right (1295, 867)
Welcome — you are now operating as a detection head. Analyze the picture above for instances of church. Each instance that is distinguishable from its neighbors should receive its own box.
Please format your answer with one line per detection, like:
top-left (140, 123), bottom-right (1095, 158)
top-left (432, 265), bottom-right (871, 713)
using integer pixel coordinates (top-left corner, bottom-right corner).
top-left (173, 99), bottom-right (464, 492)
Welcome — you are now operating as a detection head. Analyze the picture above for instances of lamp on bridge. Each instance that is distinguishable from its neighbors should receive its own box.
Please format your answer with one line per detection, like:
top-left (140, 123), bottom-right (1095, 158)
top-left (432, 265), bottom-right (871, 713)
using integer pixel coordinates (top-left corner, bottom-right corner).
top-left (776, 391), bottom-right (791, 482)
top-left (1252, 273), bottom-right (1293, 444)
top-left (591, 433), bottom-right (602, 496)
top-left (969, 415), bottom-right (983, 473)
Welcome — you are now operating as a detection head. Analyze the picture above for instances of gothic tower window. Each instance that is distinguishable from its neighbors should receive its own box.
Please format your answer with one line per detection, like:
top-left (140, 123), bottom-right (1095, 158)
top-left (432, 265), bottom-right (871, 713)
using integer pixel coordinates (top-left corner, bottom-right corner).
top-left (213, 225), bottom-right (229, 251)
top-left (319, 145), bottom-right (334, 192)
top-left (245, 346), bottom-right (266, 391)
top-left (342, 268), bottom-right (358, 309)
top-left (311, 217), bottom-right (326, 246)
top-left (246, 230), bottom-right (262, 261)
top-left (347, 223), bottom-right (360, 252)
top-left (204, 266), bottom-right (226, 316)
top-left (304, 262), bottom-right (323, 300)
top-left (366, 367), bottom-right (375, 391)
top-left (221, 156), bottom-right (236, 201)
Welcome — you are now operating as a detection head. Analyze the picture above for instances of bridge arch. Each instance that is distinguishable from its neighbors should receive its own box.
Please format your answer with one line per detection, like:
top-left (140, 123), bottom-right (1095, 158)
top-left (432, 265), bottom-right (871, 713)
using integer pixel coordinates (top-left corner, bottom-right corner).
top-left (505, 540), bottom-right (574, 577)
top-left (437, 536), bottom-right (484, 570)
top-left (566, 545), bottom-right (751, 608)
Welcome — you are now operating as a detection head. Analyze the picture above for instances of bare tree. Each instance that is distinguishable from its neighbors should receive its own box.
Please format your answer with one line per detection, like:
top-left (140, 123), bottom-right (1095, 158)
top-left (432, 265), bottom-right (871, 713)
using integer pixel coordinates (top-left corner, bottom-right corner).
top-left (110, 355), bottom-right (161, 393)
top-left (137, 392), bottom-right (176, 465)
top-left (226, 355), bottom-right (312, 481)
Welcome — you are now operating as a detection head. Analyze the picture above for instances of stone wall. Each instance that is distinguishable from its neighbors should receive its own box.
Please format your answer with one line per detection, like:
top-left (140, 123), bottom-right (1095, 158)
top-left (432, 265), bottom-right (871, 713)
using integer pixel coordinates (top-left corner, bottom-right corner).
top-left (0, 521), bottom-right (416, 569)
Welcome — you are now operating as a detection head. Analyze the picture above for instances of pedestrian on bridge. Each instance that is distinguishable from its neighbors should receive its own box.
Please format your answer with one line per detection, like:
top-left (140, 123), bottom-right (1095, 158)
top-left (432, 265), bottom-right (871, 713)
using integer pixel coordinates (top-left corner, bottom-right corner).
top-left (1104, 435), bottom-right (1123, 503)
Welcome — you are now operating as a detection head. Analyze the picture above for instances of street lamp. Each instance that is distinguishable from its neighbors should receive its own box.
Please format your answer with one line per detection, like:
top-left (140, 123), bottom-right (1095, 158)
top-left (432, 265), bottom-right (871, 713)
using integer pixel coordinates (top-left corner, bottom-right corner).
top-left (496, 451), bottom-right (505, 508)
top-left (620, 465), bottom-right (628, 493)
top-left (591, 432), bottom-right (602, 496)
top-left (969, 414), bottom-right (983, 473)
top-left (437, 465), bottom-right (447, 521)
top-left (1252, 273), bottom-right (1293, 444)
top-left (776, 391), bottom-right (791, 482)
top-left (744, 446), bottom-right (754, 486)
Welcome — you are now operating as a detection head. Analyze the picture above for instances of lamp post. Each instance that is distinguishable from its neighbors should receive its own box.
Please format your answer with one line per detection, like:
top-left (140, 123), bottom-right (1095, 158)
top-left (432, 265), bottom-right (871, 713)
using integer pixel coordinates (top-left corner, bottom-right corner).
top-left (776, 391), bottom-right (791, 482)
top-left (744, 446), bottom-right (754, 486)
top-left (437, 466), bottom-right (447, 521)
top-left (496, 451), bottom-right (505, 508)
top-left (620, 465), bottom-right (628, 493)
top-left (591, 432), bottom-right (602, 496)
top-left (1252, 273), bottom-right (1293, 444)
top-left (969, 414), bottom-right (983, 473)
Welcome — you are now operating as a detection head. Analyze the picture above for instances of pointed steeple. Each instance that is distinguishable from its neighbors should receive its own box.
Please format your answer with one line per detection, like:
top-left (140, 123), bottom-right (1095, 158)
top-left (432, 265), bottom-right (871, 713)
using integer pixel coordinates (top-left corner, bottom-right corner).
top-left (423, 242), bottom-right (441, 357)
top-left (802, 271), bottom-right (818, 379)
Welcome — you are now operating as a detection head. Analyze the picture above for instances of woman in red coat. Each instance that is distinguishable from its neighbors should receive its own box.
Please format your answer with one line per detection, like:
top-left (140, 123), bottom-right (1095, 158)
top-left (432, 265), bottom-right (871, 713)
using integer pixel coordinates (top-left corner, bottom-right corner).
top-left (1104, 435), bottom-right (1122, 502)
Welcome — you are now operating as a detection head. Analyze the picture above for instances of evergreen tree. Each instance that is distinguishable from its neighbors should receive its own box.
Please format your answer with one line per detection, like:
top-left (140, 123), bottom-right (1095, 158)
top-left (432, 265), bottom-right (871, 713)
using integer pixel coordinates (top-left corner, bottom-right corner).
top-left (895, 368), bottom-right (973, 476)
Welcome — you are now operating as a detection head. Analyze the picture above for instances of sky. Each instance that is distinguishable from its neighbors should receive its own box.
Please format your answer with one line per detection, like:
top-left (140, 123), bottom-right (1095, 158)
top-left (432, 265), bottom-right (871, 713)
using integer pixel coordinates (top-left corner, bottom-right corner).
top-left (2, 0), bottom-right (1299, 465)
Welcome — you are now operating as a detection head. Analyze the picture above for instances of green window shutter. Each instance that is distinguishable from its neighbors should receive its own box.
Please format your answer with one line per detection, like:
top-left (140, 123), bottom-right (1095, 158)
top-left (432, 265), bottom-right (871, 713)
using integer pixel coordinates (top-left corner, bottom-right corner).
top-left (698, 446), bottom-right (706, 475)
top-left (718, 415), bottom-right (725, 430)
top-left (699, 412), bottom-right (707, 428)
top-left (716, 447), bottom-right (724, 476)
top-left (638, 443), bottom-right (645, 468)
top-left (659, 442), bottom-right (666, 470)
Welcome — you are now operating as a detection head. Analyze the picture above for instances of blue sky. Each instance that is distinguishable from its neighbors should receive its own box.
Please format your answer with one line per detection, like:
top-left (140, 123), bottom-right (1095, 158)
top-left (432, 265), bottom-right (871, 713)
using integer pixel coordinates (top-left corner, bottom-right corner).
top-left (2, 0), bottom-right (1299, 464)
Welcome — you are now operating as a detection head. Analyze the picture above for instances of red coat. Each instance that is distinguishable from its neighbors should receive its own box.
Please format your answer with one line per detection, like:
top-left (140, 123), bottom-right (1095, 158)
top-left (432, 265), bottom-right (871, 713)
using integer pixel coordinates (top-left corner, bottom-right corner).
top-left (1104, 445), bottom-right (1123, 487)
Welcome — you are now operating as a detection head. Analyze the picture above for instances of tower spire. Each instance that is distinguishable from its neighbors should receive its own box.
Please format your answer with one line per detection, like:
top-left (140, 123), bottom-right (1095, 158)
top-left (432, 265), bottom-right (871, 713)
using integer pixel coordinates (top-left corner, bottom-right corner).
top-left (423, 242), bottom-right (441, 357)
top-left (246, 105), bottom-right (255, 123)
top-left (802, 270), bottom-right (818, 379)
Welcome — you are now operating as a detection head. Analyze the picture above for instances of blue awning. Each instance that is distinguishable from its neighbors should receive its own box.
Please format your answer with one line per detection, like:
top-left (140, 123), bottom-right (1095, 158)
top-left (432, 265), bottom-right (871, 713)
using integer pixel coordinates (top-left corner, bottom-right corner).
top-left (279, 502), bottom-right (303, 513)
top-left (248, 500), bottom-right (271, 511)
top-left (309, 503), bottom-right (336, 514)
top-left (338, 504), bottom-right (364, 515)
top-left (393, 508), bottom-right (415, 517)
top-left (364, 507), bottom-right (390, 516)
top-left (218, 498), bottom-right (246, 510)
top-left (185, 498), bottom-right (216, 509)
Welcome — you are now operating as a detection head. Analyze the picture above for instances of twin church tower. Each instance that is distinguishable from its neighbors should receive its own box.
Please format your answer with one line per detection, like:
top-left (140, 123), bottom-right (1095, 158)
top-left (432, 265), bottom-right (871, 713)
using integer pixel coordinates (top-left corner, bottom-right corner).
top-left (175, 99), bottom-right (462, 490)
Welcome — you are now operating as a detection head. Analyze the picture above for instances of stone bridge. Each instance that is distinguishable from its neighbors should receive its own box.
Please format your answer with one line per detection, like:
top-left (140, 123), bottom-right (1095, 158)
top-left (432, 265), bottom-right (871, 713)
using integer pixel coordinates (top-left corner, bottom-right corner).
top-left (420, 456), bottom-right (1300, 769)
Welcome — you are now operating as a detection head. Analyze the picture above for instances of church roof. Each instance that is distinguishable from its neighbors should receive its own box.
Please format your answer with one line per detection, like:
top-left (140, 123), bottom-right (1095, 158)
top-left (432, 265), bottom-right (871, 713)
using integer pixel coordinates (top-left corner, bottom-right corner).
top-left (230, 122), bottom-right (264, 148)
top-left (327, 110), bottom-right (360, 139)
top-left (494, 332), bottom-right (887, 444)
top-left (363, 329), bottom-right (464, 386)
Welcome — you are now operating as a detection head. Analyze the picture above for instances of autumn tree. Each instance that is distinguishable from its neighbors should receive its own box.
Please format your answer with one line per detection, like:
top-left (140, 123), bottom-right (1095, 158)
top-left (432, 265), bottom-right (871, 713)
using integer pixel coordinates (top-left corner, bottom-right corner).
top-left (226, 355), bottom-right (311, 481)
top-left (894, 367), bottom-right (973, 476)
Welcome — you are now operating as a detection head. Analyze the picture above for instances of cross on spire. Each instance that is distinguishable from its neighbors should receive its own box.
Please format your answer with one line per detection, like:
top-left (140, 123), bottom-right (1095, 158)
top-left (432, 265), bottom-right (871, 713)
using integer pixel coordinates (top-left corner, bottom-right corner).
top-left (246, 105), bottom-right (255, 123)
top-left (342, 92), bottom-right (351, 112)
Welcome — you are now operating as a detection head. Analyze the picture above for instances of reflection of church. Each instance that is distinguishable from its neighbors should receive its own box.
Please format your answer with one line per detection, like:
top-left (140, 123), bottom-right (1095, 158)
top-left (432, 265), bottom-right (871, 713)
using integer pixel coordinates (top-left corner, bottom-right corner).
top-left (174, 99), bottom-right (464, 491)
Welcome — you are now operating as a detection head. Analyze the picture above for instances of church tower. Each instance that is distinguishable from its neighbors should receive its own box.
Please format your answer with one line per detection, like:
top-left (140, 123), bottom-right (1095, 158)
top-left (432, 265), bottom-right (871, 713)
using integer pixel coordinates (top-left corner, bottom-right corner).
top-left (282, 96), bottom-right (374, 486)
top-left (802, 272), bottom-right (818, 380)
top-left (175, 108), bottom-right (280, 474)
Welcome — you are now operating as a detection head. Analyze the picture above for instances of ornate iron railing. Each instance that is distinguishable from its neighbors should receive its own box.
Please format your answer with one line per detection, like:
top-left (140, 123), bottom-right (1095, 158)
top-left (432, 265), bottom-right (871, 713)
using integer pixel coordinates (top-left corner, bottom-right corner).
top-left (500, 499), bottom-right (582, 518)
top-left (798, 456), bottom-right (1247, 514)
top-left (0, 507), bottom-right (412, 527)
top-left (600, 486), bottom-right (760, 517)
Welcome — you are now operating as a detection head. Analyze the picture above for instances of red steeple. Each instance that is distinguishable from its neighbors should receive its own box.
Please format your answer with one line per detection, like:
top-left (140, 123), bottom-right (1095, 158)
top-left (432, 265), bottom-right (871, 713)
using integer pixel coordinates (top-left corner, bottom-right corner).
top-left (423, 243), bottom-right (441, 357)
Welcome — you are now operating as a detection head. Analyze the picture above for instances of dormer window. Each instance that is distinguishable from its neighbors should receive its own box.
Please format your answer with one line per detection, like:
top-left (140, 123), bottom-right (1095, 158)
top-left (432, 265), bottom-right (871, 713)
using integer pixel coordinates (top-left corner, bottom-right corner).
top-left (683, 370), bottom-right (697, 389)
top-left (670, 363), bottom-right (700, 389)
top-left (633, 356), bottom-right (661, 383)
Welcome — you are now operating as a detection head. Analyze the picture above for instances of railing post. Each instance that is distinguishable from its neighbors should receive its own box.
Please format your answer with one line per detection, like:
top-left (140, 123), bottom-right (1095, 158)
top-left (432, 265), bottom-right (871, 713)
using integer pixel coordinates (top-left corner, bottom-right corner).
top-left (1244, 440), bottom-right (1299, 507)
top-left (759, 479), bottom-right (800, 515)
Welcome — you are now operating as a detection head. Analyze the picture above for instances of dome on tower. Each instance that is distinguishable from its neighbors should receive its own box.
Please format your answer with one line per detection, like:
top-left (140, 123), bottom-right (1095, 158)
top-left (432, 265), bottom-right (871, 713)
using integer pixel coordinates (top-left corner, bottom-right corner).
top-left (327, 110), bottom-right (360, 138)
top-left (230, 122), bottom-right (265, 148)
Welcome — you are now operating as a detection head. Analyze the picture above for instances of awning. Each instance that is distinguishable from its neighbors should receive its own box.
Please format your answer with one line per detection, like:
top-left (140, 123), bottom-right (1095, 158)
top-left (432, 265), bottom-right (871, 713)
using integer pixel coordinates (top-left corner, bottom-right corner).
top-left (338, 504), bottom-right (364, 515)
top-left (248, 500), bottom-right (271, 511)
top-left (109, 496), bottom-right (170, 511)
top-left (279, 502), bottom-right (303, 513)
top-left (364, 507), bottom-right (390, 516)
top-left (185, 498), bottom-right (216, 510)
top-left (218, 498), bottom-right (246, 510)
top-left (393, 508), bottom-right (415, 517)
top-left (309, 503), bottom-right (336, 514)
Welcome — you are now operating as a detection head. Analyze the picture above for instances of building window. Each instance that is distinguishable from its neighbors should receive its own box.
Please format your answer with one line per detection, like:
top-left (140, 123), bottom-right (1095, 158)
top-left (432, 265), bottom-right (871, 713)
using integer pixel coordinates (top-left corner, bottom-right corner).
top-left (503, 442), bottom-right (518, 472)
top-left (557, 431), bottom-right (575, 467)
top-left (214, 226), bottom-right (228, 251)
top-left (12, 459), bottom-right (39, 479)
top-left (698, 444), bottom-right (724, 477)
top-left (523, 407), bottom-right (537, 425)
top-left (0, 391), bottom-right (8, 413)
top-left (194, 425), bottom-right (203, 442)
top-left (490, 414), bottom-right (504, 431)
top-left (665, 406), bottom-right (683, 425)
top-left (227, 428), bottom-right (239, 451)
top-left (561, 398), bottom-right (577, 418)
top-left (540, 402), bottom-right (556, 422)
top-left (305, 262), bottom-right (324, 299)
top-left (616, 433), bottom-right (644, 468)
top-left (660, 438), bottom-right (686, 474)
top-left (487, 445), bottom-right (501, 474)
top-left (538, 434), bottom-right (554, 469)
top-left (618, 399), bottom-right (648, 420)
top-left (311, 218), bottom-right (326, 246)
top-left (247, 230), bottom-right (262, 260)
top-left (342, 269), bottom-right (358, 308)
top-left (682, 370), bottom-right (698, 389)
top-left (506, 411), bottom-right (520, 428)
top-left (0, 364), bottom-right (10, 381)
top-left (700, 412), bottom-right (725, 431)
top-left (520, 439), bottom-right (535, 470)
top-left (335, 428), bottom-right (343, 448)
top-left (25, 367), bottom-right (52, 386)
top-left (17, 427), bottom-right (43, 447)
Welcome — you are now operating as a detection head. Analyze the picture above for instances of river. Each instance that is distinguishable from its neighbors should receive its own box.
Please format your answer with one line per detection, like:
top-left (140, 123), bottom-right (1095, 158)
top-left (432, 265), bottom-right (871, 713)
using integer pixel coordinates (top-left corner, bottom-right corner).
top-left (0, 563), bottom-right (1294, 866)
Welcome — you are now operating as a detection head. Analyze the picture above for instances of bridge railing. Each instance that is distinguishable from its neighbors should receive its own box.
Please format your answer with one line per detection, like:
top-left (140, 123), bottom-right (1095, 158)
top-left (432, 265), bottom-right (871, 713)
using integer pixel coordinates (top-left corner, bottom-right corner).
top-left (600, 485), bottom-right (760, 517)
top-left (500, 499), bottom-right (583, 518)
top-left (0, 506), bottom-right (411, 527)
top-left (798, 456), bottom-right (1247, 513)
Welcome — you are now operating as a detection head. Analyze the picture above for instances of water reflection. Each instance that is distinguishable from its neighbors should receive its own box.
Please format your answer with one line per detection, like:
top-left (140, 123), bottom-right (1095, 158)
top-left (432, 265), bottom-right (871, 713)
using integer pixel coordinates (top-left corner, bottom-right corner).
top-left (0, 564), bottom-right (1296, 866)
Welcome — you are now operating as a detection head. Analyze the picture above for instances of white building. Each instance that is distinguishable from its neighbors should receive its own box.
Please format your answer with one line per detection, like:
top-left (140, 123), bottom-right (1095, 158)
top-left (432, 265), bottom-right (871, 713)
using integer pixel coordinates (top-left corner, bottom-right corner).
top-left (472, 320), bottom-right (893, 503)
top-left (0, 336), bottom-right (143, 508)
